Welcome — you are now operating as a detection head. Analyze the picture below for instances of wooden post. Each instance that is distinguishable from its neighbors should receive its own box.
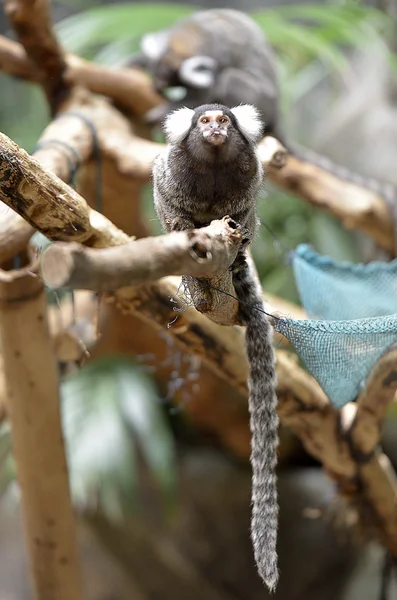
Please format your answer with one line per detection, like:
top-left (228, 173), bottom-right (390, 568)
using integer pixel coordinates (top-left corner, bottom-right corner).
top-left (0, 258), bottom-right (84, 600)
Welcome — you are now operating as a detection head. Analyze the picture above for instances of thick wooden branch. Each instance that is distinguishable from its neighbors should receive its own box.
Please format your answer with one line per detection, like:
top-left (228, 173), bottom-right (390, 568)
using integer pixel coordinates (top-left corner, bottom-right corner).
top-left (0, 208), bottom-right (34, 263)
top-left (0, 34), bottom-right (161, 115)
top-left (0, 130), bottom-right (129, 248)
top-left (0, 258), bottom-right (84, 599)
top-left (267, 156), bottom-right (395, 254)
top-left (348, 345), bottom-right (397, 457)
top-left (0, 87), bottom-right (162, 262)
top-left (40, 218), bottom-right (244, 290)
top-left (4, 0), bottom-right (70, 112)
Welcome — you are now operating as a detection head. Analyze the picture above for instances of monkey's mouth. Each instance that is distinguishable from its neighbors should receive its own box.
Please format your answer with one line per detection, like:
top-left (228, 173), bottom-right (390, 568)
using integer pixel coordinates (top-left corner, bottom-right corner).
top-left (203, 130), bottom-right (227, 146)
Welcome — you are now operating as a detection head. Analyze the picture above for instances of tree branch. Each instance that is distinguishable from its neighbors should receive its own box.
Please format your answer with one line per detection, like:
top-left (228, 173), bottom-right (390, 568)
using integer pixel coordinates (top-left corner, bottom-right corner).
top-left (0, 87), bottom-right (163, 262)
top-left (4, 0), bottom-right (70, 112)
top-left (0, 257), bottom-right (84, 599)
top-left (348, 345), bottom-right (397, 457)
top-left (0, 130), bottom-right (129, 247)
top-left (267, 156), bottom-right (395, 254)
top-left (0, 34), bottom-right (162, 115)
top-left (40, 218), bottom-right (244, 290)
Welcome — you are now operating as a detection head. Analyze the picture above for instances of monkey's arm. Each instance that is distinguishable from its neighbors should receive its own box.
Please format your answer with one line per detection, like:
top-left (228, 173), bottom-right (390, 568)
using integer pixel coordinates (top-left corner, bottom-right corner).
top-left (152, 152), bottom-right (196, 233)
top-left (153, 190), bottom-right (195, 232)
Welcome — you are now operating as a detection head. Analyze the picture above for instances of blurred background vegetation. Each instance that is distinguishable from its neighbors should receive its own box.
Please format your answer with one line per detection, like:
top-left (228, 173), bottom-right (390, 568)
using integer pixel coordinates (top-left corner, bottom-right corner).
top-left (1, 1), bottom-right (397, 598)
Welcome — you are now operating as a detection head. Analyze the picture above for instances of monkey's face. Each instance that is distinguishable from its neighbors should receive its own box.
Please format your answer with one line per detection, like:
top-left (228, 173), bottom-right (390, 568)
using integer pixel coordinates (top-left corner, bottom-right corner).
top-left (164, 104), bottom-right (264, 159)
top-left (197, 110), bottom-right (230, 146)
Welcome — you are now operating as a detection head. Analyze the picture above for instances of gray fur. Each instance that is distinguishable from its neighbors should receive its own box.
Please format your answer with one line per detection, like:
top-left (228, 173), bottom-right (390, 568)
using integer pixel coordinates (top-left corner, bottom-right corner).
top-left (152, 102), bottom-right (279, 591)
top-left (233, 257), bottom-right (279, 592)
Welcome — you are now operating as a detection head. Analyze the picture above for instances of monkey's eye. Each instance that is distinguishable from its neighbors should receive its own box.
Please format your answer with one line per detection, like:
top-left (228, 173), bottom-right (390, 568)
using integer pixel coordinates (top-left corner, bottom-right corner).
top-left (217, 116), bottom-right (229, 124)
top-left (200, 117), bottom-right (210, 124)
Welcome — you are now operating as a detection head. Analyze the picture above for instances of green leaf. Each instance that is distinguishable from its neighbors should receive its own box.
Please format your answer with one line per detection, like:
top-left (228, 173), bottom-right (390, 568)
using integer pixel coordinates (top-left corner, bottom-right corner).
top-left (61, 356), bottom-right (176, 519)
top-left (252, 2), bottom-right (390, 72)
top-left (61, 360), bottom-right (138, 520)
top-left (311, 213), bottom-right (360, 262)
top-left (56, 3), bottom-right (194, 56)
top-left (0, 423), bottom-right (16, 499)
top-left (117, 360), bottom-right (176, 504)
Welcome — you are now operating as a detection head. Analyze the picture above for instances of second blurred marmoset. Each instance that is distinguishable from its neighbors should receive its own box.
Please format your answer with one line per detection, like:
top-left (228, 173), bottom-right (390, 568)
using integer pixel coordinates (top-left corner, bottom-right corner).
top-left (130, 9), bottom-right (282, 139)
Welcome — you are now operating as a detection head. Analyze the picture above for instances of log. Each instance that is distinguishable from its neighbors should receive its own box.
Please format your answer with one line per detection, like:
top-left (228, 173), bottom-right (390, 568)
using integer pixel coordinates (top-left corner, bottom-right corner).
top-left (268, 156), bottom-right (395, 254)
top-left (0, 130), bottom-right (129, 248)
top-left (40, 218), bottom-right (244, 291)
top-left (0, 258), bottom-right (84, 600)
top-left (4, 0), bottom-right (70, 111)
top-left (0, 34), bottom-right (162, 115)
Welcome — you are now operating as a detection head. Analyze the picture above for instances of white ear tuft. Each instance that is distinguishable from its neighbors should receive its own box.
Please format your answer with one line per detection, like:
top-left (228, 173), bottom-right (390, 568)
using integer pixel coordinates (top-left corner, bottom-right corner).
top-left (164, 107), bottom-right (195, 145)
top-left (141, 31), bottom-right (168, 60)
top-left (230, 105), bottom-right (263, 143)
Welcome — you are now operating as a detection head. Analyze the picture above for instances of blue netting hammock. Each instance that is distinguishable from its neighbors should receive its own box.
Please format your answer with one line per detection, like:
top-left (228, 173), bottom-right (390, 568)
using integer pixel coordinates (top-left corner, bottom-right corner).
top-left (273, 244), bottom-right (397, 409)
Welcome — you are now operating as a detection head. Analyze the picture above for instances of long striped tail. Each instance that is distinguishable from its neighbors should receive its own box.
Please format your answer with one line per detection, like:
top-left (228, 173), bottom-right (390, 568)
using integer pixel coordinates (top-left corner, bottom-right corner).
top-left (233, 260), bottom-right (279, 592)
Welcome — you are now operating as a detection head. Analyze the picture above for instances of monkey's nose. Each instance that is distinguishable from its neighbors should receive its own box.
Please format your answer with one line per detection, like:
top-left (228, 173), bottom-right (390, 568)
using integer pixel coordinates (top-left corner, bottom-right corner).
top-left (210, 124), bottom-right (221, 133)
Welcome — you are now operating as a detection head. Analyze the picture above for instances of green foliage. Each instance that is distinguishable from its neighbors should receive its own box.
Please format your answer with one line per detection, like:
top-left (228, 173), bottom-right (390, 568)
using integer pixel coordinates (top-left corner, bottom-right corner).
top-left (0, 357), bottom-right (177, 521)
top-left (56, 3), bottom-right (194, 63)
top-left (253, 2), bottom-right (389, 70)
top-left (254, 184), bottom-right (360, 303)
top-left (0, 75), bottom-right (48, 150)
top-left (62, 355), bottom-right (176, 519)
top-left (0, 423), bottom-right (15, 495)
top-left (54, 1), bottom-right (392, 75)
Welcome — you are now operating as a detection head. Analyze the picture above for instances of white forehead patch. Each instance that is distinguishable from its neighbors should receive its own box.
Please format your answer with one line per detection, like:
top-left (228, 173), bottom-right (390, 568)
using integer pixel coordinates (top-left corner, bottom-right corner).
top-left (230, 105), bottom-right (263, 143)
top-left (202, 110), bottom-right (223, 118)
top-left (164, 107), bottom-right (194, 144)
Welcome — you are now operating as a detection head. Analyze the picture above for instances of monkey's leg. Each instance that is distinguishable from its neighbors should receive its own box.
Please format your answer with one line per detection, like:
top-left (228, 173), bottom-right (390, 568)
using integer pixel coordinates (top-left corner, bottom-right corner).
top-left (153, 196), bottom-right (195, 233)
top-left (228, 209), bottom-right (257, 272)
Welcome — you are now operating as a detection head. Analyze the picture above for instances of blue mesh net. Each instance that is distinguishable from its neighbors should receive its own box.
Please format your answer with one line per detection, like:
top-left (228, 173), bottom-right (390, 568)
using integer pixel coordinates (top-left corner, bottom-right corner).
top-left (272, 244), bottom-right (397, 409)
top-left (292, 244), bottom-right (397, 320)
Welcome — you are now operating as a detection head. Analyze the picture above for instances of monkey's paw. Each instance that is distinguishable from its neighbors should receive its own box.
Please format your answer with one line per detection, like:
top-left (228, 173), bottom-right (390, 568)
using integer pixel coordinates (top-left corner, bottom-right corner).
top-left (239, 228), bottom-right (251, 249)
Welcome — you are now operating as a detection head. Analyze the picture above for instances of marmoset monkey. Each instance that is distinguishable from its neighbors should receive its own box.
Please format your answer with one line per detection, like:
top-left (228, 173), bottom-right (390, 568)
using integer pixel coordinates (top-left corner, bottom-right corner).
top-left (152, 103), bottom-right (279, 592)
top-left (130, 9), bottom-right (281, 139)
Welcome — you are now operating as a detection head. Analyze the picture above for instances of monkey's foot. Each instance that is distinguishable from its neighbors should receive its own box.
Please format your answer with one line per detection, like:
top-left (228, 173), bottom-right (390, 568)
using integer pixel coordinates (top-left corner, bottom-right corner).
top-left (166, 216), bottom-right (196, 231)
top-left (225, 219), bottom-right (251, 250)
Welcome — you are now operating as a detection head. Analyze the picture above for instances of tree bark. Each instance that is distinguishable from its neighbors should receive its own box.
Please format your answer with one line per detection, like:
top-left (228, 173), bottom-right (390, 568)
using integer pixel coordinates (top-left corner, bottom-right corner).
top-left (0, 258), bottom-right (84, 600)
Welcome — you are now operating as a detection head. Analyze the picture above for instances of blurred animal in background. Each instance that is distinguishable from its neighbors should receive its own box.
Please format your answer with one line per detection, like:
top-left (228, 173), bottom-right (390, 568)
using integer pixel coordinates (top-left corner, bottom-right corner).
top-left (128, 9), bottom-right (283, 141)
